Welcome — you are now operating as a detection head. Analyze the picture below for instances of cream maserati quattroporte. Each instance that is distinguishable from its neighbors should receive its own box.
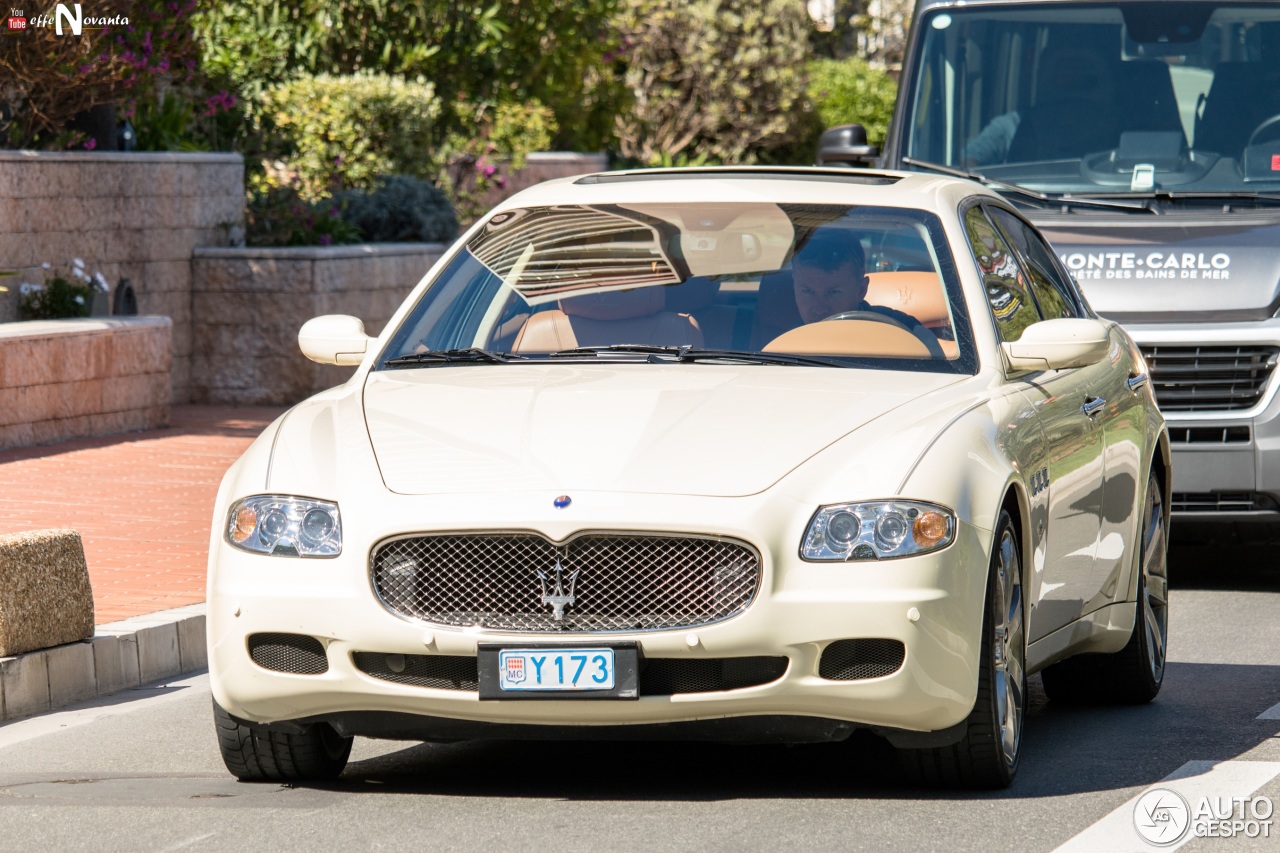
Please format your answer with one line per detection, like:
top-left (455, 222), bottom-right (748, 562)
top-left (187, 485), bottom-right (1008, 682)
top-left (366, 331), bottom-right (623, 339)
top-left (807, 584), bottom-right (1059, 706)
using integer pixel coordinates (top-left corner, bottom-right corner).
top-left (207, 168), bottom-right (1169, 789)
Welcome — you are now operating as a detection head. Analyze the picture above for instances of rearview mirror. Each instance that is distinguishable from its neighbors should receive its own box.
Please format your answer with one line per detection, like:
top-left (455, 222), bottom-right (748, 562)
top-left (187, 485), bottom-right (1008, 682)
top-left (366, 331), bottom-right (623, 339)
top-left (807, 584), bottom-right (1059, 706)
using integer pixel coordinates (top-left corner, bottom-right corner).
top-left (299, 315), bottom-right (371, 366)
top-left (1002, 318), bottom-right (1111, 371)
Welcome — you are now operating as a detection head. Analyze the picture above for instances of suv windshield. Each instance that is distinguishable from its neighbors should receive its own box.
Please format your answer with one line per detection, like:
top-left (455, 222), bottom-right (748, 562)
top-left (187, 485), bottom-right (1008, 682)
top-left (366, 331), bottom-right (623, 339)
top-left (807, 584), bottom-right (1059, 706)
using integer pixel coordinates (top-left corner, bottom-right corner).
top-left (379, 202), bottom-right (977, 373)
top-left (904, 2), bottom-right (1280, 197)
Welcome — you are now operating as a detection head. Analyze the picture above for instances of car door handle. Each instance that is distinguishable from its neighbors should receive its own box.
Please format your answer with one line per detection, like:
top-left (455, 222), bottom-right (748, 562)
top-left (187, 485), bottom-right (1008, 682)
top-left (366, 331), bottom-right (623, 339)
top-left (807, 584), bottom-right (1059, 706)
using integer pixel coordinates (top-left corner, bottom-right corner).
top-left (1127, 372), bottom-right (1149, 393)
top-left (1082, 396), bottom-right (1106, 416)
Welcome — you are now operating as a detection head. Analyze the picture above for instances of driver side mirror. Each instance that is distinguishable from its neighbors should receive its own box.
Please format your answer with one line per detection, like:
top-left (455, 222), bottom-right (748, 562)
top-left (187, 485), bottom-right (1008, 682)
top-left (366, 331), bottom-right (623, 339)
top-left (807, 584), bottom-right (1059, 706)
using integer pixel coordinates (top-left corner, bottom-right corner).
top-left (815, 124), bottom-right (880, 168)
top-left (1002, 318), bottom-right (1112, 371)
top-left (299, 315), bottom-right (371, 366)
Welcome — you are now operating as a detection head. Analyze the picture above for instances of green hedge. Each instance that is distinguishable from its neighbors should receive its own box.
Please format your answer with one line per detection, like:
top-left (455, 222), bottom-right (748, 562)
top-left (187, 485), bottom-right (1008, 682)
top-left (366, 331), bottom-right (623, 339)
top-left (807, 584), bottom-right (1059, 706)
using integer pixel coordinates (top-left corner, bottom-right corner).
top-left (807, 57), bottom-right (898, 148)
top-left (259, 73), bottom-right (440, 199)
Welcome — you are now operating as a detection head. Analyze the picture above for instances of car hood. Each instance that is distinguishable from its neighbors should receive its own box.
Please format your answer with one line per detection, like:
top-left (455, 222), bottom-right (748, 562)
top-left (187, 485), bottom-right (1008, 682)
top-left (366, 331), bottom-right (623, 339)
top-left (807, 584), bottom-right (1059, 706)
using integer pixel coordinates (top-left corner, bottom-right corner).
top-left (362, 365), bottom-right (965, 497)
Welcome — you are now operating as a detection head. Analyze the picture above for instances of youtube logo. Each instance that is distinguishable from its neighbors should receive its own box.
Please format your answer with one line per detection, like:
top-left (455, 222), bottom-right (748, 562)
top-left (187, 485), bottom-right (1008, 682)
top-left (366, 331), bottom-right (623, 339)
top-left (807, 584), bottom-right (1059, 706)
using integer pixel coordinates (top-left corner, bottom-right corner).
top-left (6, 11), bottom-right (26, 30)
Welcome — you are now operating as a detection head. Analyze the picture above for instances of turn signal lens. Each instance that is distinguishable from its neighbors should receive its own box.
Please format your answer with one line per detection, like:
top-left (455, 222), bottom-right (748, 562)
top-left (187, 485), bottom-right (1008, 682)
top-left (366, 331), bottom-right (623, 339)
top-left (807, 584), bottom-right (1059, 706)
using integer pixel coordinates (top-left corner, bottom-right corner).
top-left (912, 511), bottom-right (952, 548)
top-left (231, 506), bottom-right (257, 543)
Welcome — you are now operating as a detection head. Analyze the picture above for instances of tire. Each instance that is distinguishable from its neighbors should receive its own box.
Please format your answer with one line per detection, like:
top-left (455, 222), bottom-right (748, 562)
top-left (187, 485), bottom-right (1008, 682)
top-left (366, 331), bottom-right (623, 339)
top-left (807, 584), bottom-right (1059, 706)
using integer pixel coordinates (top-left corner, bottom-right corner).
top-left (213, 700), bottom-right (353, 782)
top-left (1040, 468), bottom-right (1168, 705)
top-left (899, 509), bottom-right (1026, 789)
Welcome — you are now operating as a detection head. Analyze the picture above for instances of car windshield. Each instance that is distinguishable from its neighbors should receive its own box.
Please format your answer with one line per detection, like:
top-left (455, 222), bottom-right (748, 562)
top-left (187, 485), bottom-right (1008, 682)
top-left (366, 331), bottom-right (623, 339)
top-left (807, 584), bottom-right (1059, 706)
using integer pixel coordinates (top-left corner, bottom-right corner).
top-left (377, 202), bottom-right (977, 373)
top-left (904, 2), bottom-right (1280, 198)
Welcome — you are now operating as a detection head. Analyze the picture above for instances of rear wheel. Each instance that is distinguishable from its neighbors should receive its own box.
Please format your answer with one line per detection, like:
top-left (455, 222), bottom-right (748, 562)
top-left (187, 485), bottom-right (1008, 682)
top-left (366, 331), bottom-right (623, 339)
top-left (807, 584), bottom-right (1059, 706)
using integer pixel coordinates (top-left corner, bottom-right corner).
top-left (899, 509), bottom-right (1025, 789)
top-left (213, 700), bottom-right (352, 782)
top-left (1041, 468), bottom-right (1167, 704)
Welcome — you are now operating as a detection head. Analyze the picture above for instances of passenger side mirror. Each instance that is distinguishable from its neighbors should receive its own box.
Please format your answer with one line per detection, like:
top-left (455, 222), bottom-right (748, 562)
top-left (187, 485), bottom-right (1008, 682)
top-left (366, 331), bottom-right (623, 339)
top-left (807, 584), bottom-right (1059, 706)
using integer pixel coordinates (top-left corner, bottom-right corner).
top-left (816, 124), bottom-right (880, 168)
top-left (299, 315), bottom-right (372, 366)
top-left (1002, 318), bottom-right (1111, 371)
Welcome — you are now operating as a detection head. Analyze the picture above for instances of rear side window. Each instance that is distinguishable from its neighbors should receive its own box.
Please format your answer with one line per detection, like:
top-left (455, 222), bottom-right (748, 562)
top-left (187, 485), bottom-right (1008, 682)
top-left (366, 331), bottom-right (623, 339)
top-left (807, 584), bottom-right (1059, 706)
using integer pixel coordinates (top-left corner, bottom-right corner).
top-left (987, 207), bottom-right (1083, 320)
top-left (963, 206), bottom-right (1042, 342)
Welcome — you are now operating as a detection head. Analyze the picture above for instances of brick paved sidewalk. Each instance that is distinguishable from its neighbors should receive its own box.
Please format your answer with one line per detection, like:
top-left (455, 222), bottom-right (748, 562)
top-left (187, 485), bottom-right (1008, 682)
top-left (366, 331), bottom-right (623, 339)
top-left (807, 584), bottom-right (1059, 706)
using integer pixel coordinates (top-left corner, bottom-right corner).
top-left (0, 406), bottom-right (284, 624)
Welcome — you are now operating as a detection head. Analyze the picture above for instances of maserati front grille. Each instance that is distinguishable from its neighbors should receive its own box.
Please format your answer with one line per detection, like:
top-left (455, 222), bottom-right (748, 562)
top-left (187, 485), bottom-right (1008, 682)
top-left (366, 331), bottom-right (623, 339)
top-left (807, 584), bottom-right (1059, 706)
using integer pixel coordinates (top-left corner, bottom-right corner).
top-left (370, 532), bottom-right (761, 632)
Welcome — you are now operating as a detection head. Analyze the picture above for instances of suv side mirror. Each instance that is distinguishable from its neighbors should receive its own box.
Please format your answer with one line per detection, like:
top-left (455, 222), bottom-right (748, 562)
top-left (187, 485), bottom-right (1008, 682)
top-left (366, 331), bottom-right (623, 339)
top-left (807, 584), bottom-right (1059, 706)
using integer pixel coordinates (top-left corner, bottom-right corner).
top-left (299, 315), bottom-right (371, 366)
top-left (816, 124), bottom-right (880, 168)
top-left (1002, 318), bottom-right (1112, 371)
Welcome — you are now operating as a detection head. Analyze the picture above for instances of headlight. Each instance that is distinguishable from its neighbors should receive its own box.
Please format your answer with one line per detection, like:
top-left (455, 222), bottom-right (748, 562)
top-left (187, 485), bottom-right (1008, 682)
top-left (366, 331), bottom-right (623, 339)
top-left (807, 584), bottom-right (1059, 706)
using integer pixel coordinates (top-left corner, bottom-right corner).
top-left (226, 495), bottom-right (342, 557)
top-left (801, 500), bottom-right (955, 561)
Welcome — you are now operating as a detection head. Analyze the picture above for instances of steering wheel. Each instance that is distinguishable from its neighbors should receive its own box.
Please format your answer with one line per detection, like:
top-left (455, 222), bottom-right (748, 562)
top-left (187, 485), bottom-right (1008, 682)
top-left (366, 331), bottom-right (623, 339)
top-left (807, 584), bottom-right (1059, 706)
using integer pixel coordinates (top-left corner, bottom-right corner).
top-left (821, 310), bottom-right (915, 333)
top-left (1245, 114), bottom-right (1280, 150)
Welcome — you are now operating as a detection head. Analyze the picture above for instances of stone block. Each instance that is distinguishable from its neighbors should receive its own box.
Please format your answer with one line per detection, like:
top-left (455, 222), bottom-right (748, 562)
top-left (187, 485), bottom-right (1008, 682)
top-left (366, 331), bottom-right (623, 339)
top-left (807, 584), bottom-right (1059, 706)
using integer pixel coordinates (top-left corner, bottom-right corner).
top-left (46, 640), bottom-right (97, 707)
top-left (100, 373), bottom-right (169, 412)
top-left (0, 530), bottom-right (95, 657)
top-left (91, 632), bottom-right (141, 694)
top-left (107, 324), bottom-right (173, 377)
top-left (177, 613), bottom-right (207, 671)
top-left (0, 422), bottom-right (35, 451)
top-left (0, 652), bottom-right (50, 719)
top-left (135, 621), bottom-right (181, 683)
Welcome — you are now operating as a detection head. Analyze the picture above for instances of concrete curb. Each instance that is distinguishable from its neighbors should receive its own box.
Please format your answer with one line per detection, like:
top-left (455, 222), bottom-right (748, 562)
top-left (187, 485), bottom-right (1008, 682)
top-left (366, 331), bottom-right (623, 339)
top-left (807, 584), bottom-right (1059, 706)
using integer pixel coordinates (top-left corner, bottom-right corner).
top-left (0, 603), bottom-right (206, 721)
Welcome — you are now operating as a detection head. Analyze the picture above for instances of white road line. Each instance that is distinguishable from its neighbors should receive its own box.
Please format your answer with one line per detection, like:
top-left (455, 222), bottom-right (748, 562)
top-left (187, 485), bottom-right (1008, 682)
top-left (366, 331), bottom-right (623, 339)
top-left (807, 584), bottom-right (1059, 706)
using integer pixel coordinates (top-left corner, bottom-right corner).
top-left (1054, 760), bottom-right (1280, 852)
top-left (1257, 701), bottom-right (1280, 720)
top-left (0, 673), bottom-right (209, 751)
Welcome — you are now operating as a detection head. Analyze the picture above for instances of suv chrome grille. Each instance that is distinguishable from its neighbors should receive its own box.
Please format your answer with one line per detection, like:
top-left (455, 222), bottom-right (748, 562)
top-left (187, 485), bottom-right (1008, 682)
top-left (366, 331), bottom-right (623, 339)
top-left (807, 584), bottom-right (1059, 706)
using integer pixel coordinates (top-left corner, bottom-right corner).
top-left (1141, 345), bottom-right (1279, 412)
top-left (371, 533), bottom-right (762, 632)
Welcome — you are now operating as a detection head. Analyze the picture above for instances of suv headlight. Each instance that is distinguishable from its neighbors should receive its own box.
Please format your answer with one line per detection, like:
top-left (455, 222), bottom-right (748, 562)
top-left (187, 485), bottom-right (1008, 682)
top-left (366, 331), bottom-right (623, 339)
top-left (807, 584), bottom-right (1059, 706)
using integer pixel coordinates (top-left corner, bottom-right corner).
top-left (802, 500), bottom-right (954, 561)
top-left (226, 495), bottom-right (342, 557)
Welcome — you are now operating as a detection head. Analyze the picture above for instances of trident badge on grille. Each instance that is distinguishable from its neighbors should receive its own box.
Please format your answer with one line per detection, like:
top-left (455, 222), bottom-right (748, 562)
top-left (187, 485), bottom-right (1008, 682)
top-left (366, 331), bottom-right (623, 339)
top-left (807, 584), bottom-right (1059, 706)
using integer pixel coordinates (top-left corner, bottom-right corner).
top-left (536, 554), bottom-right (579, 621)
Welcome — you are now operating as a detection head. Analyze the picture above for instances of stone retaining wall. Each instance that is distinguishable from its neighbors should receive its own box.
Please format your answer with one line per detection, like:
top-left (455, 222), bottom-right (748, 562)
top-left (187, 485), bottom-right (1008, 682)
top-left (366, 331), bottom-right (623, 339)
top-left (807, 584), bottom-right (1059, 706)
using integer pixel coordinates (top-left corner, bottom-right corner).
top-left (191, 244), bottom-right (445, 405)
top-left (0, 151), bottom-right (245, 404)
top-left (0, 316), bottom-right (171, 450)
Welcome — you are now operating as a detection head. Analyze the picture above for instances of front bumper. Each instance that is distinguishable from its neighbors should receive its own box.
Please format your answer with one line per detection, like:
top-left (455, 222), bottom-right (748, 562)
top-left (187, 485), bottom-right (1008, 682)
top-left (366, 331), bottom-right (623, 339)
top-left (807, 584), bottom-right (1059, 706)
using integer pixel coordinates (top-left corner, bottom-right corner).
top-left (208, 492), bottom-right (991, 741)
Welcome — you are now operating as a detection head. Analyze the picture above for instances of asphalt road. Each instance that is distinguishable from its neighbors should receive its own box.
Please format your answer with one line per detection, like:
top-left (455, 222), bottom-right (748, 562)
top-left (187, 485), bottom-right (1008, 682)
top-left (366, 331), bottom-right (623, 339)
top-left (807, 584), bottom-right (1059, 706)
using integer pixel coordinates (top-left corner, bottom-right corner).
top-left (1, 542), bottom-right (1277, 853)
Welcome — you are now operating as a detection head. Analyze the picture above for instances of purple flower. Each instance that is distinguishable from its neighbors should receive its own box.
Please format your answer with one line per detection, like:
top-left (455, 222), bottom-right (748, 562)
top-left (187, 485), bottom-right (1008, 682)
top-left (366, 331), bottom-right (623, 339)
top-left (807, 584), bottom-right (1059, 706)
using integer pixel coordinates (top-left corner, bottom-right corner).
top-left (482, 164), bottom-right (497, 177)
top-left (156, 58), bottom-right (170, 73)
top-left (84, 138), bottom-right (97, 151)
top-left (495, 176), bottom-right (507, 189)
top-left (318, 235), bottom-right (333, 246)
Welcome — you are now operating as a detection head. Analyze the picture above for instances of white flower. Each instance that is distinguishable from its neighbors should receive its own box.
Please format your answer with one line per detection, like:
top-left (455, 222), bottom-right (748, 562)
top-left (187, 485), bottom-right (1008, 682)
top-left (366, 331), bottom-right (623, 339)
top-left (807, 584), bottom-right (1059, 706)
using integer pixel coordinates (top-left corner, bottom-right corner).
top-left (74, 269), bottom-right (89, 282)
top-left (19, 282), bottom-right (33, 295)
top-left (41, 262), bottom-right (51, 270)
top-left (73, 258), bottom-right (85, 269)
top-left (74, 294), bottom-right (86, 305)
top-left (93, 272), bottom-right (109, 293)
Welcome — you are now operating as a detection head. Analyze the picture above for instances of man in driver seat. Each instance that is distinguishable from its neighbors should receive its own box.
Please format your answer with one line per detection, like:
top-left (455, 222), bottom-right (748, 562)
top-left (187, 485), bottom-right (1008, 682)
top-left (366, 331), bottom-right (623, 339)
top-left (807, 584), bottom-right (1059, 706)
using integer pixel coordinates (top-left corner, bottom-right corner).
top-left (792, 228), bottom-right (944, 357)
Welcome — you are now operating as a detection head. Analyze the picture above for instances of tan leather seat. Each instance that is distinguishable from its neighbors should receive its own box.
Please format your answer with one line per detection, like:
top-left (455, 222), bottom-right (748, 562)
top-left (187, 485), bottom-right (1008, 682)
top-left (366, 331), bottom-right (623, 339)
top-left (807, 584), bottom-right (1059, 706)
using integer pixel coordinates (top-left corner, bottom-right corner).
top-left (512, 287), bottom-right (704, 352)
top-left (763, 319), bottom-right (932, 358)
top-left (865, 271), bottom-right (957, 359)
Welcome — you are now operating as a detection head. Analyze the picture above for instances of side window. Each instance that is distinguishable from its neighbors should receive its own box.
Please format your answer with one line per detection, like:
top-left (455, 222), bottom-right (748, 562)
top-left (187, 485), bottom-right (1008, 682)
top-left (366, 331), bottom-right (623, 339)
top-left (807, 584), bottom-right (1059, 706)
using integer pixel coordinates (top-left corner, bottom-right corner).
top-left (963, 206), bottom-right (1042, 342)
top-left (987, 207), bottom-right (1082, 320)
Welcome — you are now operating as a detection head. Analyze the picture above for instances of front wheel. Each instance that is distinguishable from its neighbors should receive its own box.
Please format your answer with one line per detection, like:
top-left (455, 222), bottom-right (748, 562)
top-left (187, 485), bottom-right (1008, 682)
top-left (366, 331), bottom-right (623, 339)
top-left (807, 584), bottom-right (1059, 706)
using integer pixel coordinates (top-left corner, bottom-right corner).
top-left (1041, 468), bottom-right (1168, 704)
top-left (899, 509), bottom-right (1025, 789)
top-left (213, 700), bottom-right (352, 782)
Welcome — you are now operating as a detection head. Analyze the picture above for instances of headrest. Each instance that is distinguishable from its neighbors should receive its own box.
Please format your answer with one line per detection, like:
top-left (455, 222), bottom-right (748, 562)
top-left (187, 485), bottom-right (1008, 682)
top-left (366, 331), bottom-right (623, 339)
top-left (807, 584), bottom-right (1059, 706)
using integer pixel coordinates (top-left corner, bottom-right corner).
top-left (865, 272), bottom-right (949, 327)
top-left (665, 277), bottom-right (716, 312)
top-left (560, 287), bottom-right (664, 321)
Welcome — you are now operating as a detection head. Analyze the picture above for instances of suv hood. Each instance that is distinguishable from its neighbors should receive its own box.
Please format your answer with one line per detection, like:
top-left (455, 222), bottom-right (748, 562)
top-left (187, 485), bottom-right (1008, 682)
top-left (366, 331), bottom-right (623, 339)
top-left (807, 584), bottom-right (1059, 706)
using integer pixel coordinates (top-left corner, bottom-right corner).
top-left (1035, 215), bottom-right (1280, 323)
top-left (363, 365), bottom-right (962, 497)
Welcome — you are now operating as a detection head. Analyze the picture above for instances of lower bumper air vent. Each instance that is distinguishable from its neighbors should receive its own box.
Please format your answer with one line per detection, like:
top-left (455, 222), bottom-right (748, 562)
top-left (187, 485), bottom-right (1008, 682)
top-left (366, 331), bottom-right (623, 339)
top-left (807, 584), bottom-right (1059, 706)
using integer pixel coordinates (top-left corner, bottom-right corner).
top-left (819, 639), bottom-right (905, 681)
top-left (247, 633), bottom-right (328, 674)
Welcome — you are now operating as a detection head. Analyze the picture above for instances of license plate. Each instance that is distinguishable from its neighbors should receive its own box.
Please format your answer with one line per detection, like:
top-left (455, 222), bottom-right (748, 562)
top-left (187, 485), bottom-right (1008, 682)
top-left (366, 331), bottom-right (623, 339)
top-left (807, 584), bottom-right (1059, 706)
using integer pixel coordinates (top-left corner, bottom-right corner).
top-left (477, 643), bottom-right (640, 700)
top-left (499, 648), bottom-right (614, 691)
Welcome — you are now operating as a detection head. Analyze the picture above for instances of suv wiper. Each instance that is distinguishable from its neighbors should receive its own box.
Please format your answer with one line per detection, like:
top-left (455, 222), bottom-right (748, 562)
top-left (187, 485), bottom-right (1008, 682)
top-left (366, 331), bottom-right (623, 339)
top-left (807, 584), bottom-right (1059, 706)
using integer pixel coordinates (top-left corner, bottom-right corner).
top-left (1070, 190), bottom-right (1280, 209)
top-left (901, 157), bottom-right (1155, 212)
top-left (382, 348), bottom-right (519, 367)
top-left (548, 344), bottom-right (844, 367)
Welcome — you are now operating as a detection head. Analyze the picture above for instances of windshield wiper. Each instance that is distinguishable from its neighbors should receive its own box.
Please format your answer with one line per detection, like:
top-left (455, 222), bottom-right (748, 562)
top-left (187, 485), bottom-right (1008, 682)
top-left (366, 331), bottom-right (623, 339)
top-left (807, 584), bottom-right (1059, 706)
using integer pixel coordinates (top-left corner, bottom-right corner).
top-left (1070, 190), bottom-right (1280, 209)
top-left (900, 157), bottom-right (1156, 212)
top-left (547, 344), bottom-right (845, 367)
top-left (382, 348), bottom-right (519, 368)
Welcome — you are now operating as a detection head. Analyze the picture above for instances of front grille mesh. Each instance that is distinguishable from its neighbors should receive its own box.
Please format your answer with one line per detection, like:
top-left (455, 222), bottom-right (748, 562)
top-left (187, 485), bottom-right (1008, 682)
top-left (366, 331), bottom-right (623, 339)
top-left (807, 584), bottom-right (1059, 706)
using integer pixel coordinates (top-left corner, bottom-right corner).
top-left (248, 633), bottom-right (328, 675)
top-left (641, 657), bottom-right (787, 695)
top-left (371, 533), bottom-right (761, 632)
top-left (354, 651), bottom-right (785, 695)
top-left (1141, 345), bottom-right (1279, 412)
top-left (354, 652), bottom-right (479, 690)
top-left (1171, 492), bottom-right (1279, 513)
top-left (819, 639), bottom-right (905, 681)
